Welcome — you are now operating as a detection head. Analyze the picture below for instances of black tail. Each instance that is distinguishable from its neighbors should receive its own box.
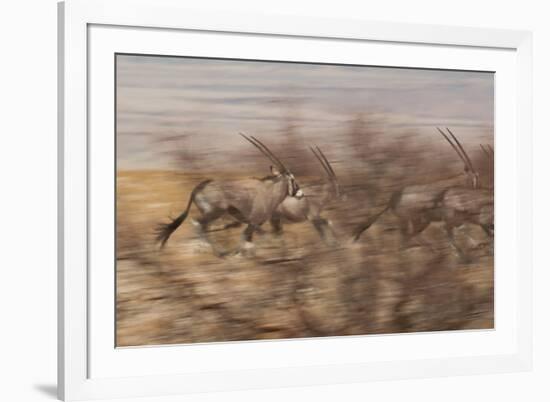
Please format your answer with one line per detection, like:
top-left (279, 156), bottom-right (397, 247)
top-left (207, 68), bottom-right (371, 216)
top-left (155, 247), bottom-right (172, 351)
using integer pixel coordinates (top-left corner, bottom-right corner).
top-left (155, 179), bottom-right (212, 248)
top-left (353, 191), bottom-right (400, 242)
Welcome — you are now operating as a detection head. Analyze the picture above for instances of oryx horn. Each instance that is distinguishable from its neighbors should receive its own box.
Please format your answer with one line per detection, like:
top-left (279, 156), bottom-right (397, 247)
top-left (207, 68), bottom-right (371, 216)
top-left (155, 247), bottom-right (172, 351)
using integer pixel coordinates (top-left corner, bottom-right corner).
top-left (437, 127), bottom-right (476, 174)
top-left (310, 146), bottom-right (336, 179)
top-left (240, 133), bottom-right (289, 173)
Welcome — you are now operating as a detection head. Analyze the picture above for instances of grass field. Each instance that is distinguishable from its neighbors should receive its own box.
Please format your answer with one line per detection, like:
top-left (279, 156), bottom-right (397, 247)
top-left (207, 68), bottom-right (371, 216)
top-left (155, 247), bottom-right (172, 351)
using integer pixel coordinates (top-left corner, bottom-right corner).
top-left (116, 169), bottom-right (494, 347)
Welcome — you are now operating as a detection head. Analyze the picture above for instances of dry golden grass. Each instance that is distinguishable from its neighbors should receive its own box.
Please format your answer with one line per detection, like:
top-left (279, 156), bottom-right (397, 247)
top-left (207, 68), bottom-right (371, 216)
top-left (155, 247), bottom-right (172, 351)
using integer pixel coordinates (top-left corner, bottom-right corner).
top-left (116, 170), bottom-right (493, 347)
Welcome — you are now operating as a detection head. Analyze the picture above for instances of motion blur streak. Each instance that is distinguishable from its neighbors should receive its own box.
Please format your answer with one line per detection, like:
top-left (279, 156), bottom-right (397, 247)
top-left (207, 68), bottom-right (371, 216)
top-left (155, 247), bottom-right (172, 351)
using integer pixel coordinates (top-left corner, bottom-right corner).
top-left (115, 55), bottom-right (494, 347)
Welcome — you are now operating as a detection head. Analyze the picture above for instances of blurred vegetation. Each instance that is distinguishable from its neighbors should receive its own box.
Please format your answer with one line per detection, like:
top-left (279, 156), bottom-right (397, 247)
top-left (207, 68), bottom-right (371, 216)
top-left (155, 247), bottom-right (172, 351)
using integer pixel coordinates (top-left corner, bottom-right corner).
top-left (116, 115), bottom-right (493, 347)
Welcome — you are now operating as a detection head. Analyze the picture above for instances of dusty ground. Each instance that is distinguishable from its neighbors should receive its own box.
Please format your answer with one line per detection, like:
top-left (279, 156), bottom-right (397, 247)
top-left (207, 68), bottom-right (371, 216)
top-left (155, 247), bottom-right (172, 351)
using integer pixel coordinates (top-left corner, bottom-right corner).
top-left (116, 170), bottom-right (493, 347)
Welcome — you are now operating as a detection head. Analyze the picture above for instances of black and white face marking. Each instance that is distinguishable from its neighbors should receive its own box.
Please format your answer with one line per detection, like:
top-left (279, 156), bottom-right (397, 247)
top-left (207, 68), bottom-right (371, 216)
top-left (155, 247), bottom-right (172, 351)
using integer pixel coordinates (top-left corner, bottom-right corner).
top-left (287, 173), bottom-right (303, 199)
top-left (269, 166), bottom-right (302, 198)
top-left (464, 167), bottom-right (480, 189)
top-left (472, 172), bottom-right (480, 189)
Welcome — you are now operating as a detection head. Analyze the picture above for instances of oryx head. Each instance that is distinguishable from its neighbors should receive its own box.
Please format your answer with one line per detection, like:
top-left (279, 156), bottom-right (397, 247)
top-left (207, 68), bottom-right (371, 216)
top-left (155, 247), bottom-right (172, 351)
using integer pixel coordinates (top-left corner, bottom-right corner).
top-left (437, 127), bottom-right (480, 189)
top-left (310, 145), bottom-right (342, 198)
top-left (240, 133), bottom-right (304, 199)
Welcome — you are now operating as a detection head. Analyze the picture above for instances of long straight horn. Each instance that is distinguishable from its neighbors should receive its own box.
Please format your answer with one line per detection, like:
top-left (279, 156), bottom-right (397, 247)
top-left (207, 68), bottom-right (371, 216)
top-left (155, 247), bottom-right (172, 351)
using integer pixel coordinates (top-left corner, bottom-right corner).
top-left (250, 135), bottom-right (289, 173)
top-left (480, 144), bottom-right (492, 159)
top-left (240, 133), bottom-right (286, 172)
top-left (310, 146), bottom-right (332, 178)
top-left (445, 128), bottom-right (476, 174)
top-left (240, 133), bottom-right (276, 165)
top-left (437, 127), bottom-right (468, 168)
top-left (315, 146), bottom-right (337, 179)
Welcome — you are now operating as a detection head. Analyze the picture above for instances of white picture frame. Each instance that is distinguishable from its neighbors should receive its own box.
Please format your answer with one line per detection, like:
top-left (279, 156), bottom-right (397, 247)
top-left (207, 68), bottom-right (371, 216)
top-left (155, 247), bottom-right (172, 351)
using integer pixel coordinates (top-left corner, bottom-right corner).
top-left (58, 0), bottom-right (533, 400)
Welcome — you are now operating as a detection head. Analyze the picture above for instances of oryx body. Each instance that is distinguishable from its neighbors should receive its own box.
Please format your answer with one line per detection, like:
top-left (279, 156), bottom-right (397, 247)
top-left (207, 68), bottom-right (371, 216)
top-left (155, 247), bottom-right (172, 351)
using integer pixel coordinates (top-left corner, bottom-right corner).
top-left (270, 147), bottom-right (341, 244)
top-left (435, 181), bottom-right (494, 259)
top-left (155, 135), bottom-right (303, 255)
top-left (354, 128), bottom-right (493, 261)
top-left (438, 187), bottom-right (493, 231)
top-left (353, 182), bottom-right (445, 245)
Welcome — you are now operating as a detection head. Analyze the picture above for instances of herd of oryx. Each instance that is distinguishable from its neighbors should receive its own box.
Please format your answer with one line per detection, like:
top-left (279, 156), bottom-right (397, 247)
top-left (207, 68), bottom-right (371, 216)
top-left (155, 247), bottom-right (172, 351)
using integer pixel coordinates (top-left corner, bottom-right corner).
top-left (156, 129), bottom-right (494, 261)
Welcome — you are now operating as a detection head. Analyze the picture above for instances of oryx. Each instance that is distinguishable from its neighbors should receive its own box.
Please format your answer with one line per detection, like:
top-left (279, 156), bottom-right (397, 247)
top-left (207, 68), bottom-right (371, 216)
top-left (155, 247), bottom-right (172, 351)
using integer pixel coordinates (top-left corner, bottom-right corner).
top-left (269, 146), bottom-right (341, 244)
top-left (435, 139), bottom-right (494, 259)
top-left (354, 128), bottom-right (493, 261)
top-left (155, 134), bottom-right (304, 256)
top-left (435, 184), bottom-right (493, 260)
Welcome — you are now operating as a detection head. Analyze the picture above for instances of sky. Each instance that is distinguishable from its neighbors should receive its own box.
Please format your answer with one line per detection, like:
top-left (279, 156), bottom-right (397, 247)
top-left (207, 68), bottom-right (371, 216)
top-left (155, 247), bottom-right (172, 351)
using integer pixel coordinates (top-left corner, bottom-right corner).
top-left (116, 54), bottom-right (494, 170)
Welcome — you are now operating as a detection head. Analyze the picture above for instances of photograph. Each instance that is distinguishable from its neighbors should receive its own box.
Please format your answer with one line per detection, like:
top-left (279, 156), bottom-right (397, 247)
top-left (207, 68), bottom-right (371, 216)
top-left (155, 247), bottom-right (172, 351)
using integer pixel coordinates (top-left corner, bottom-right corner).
top-left (115, 54), bottom-right (494, 347)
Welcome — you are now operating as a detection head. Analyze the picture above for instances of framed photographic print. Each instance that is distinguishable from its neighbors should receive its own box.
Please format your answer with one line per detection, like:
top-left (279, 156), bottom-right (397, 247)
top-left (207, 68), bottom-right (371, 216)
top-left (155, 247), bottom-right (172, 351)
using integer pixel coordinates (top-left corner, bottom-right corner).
top-left (58, 0), bottom-right (533, 400)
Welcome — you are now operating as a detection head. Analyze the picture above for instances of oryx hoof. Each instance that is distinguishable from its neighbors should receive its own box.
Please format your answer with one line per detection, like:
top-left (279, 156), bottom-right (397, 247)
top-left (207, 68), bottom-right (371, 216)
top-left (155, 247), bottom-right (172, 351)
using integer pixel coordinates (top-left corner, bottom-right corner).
top-left (236, 241), bottom-right (256, 258)
top-left (216, 249), bottom-right (236, 258)
top-left (189, 239), bottom-right (212, 253)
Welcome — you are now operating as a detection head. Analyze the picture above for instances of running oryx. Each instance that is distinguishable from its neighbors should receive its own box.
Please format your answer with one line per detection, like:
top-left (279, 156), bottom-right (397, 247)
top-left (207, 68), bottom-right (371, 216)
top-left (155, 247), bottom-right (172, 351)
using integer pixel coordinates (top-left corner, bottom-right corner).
top-left (269, 146), bottom-right (341, 245)
top-left (155, 134), bottom-right (304, 256)
top-left (435, 137), bottom-right (494, 260)
top-left (354, 128), bottom-right (493, 261)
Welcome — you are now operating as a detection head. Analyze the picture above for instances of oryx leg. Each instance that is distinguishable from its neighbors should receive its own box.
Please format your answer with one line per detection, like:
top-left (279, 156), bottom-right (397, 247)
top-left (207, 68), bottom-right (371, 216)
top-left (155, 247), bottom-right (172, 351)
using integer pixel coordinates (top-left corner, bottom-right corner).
top-left (267, 214), bottom-right (290, 251)
top-left (226, 206), bottom-right (267, 235)
top-left (399, 216), bottom-right (434, 253)
top-left (311, 217), bottom-right (338, 246)
top-left (206, 220), bottom-right (243, 233)
top-left (193, 209), bottom-right (225, 256)
top-left (480, 224), bottom-right (494, 238)
top-left (243, 223), bottom-right (258, 242)
top-left (236, 223), bottom-right (262, 256)
top-left (444, 222), bottom-right (470, 263)
top-left (270, 215), bottom-right (283, 235)
top-left (471, 223), bottom-right (494, 255)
